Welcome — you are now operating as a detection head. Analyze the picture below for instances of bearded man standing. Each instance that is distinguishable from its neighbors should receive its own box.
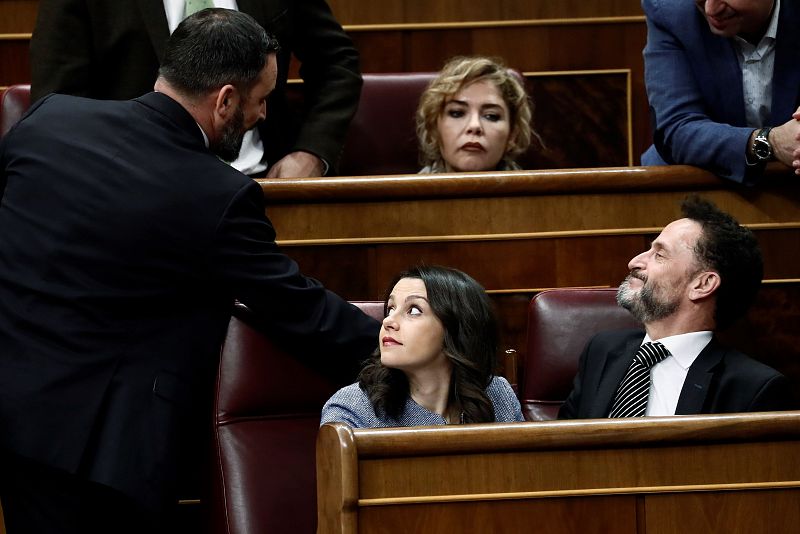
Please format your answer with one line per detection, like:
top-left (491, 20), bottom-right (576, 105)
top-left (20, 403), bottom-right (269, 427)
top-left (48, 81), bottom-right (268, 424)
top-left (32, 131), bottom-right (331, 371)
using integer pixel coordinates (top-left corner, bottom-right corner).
top-left (559, 197), bottom-right (793, 419)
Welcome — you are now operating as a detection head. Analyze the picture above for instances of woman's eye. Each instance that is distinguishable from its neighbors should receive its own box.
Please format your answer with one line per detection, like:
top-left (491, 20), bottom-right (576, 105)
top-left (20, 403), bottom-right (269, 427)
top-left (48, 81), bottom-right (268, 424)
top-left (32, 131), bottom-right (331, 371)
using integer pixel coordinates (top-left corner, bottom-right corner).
top-left (447, 109), bottom-right (465, 118)
top-left (408, 305), bottom-right (422, 316)
top-left (484, 113), bottom-right (501, 122)
top-left (385, 305), bottom-right (395, 316)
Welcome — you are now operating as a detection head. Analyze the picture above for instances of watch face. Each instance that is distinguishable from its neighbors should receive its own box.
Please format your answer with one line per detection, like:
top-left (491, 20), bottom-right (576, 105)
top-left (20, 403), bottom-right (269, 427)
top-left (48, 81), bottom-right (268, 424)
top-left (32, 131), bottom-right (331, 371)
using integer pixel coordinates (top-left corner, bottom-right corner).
top-left (754, 138), bottom-right (772, 160)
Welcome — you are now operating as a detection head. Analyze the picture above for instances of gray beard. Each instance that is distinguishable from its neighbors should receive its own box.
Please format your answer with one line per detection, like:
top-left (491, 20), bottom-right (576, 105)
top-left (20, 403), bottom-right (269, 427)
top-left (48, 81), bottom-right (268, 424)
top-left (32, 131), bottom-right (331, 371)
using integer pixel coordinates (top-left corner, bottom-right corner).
top-left (617, 274), bottom-right (679, 324)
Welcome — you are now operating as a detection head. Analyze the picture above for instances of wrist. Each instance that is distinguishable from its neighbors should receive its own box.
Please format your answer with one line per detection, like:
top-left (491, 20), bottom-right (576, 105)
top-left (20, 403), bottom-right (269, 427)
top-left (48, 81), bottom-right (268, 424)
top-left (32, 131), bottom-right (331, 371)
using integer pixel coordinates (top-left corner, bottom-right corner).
top-left (749, 127), bottom-right (773, 162)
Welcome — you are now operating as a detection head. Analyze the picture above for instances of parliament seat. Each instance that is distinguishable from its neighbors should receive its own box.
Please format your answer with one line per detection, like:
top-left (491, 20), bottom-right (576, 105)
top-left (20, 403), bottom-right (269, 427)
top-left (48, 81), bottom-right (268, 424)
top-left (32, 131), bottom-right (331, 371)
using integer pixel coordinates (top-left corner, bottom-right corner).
top-left (520, 288), bottom-right (641, 421)
top-left (338, 73), bottom-right (436, 176)
top-left (212, 301), bottom-right (382, 534)
top-left (0, 84), bottom-right (31, 138)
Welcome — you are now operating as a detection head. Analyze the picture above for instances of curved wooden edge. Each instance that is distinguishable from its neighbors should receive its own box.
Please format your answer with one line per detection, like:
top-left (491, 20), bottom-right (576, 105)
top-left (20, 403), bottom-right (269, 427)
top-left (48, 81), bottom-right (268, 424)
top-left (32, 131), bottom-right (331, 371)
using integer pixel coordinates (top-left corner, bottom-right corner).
top-left (350, 411), bottom-right (800, 458)
top-left (317, 423), bottom-right (359, 534)
top-left (258, 165), bottom-right (795, 203)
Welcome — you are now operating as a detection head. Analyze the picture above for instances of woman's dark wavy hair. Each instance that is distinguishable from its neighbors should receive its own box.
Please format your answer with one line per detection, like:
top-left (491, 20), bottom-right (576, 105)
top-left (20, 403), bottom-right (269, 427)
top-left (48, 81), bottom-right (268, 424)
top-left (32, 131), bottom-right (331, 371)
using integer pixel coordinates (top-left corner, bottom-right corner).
top-left (159, 8), bottom-right (280, 98)
top-left (358, 265), bottom-right (499, 423)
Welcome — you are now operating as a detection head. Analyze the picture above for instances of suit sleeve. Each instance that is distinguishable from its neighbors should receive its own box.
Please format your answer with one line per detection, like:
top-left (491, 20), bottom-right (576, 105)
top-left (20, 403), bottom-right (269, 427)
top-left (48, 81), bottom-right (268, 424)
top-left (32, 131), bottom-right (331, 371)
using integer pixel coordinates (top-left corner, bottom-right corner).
top-left (29, 0), bottom-right (93, 102)
top-left (557, 336), bottom-right (595, 420)
top-left (288, 0), bottom-right (363, 170)
top-left (212, 180), bottom-right (379, 376)
top-left (642, 0), bottom-right (754, 183)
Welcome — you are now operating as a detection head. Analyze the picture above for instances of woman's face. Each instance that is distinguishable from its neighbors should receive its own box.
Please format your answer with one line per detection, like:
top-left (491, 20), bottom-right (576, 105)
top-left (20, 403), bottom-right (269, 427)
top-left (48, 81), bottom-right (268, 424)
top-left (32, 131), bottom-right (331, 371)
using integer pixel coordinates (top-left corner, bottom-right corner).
top-left (379, 278), bottom-right (448, 374)
top-left (436, 79), bottom-right (513, 172)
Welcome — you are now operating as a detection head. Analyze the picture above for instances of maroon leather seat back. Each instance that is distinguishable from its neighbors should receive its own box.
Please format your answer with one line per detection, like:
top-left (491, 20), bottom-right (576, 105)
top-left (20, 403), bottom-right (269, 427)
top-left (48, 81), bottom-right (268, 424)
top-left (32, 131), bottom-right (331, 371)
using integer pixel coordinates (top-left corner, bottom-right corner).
top-left (339, 73), bottom-right (436, 176)
top-left (0, 84), bottom-right (31, 138)
top-left (521, 288), bottom-right (641, 421)
top-left (338, 70), bottom-right (527, 176)
top-left (212, 301), bottom-right (383, 534)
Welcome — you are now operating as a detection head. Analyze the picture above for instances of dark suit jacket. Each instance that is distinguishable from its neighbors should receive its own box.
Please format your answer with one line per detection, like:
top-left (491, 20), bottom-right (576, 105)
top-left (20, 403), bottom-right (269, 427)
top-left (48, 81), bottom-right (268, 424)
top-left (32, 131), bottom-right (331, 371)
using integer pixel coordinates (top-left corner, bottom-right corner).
top-left (29, 0), bottom-right (362, 171)
top-left (0, 92), bottom-right (378, 510)
top-left (640, 0), bottom-right (800, 182)
top-left (558, 329), bottom-right (794, 419)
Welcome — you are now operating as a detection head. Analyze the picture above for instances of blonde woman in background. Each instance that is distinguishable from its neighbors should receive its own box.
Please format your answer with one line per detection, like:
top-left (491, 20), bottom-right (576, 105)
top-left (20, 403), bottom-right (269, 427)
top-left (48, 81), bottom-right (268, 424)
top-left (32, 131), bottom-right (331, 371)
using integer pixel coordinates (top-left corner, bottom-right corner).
top-left (416, 56), bottom-right (536, 173)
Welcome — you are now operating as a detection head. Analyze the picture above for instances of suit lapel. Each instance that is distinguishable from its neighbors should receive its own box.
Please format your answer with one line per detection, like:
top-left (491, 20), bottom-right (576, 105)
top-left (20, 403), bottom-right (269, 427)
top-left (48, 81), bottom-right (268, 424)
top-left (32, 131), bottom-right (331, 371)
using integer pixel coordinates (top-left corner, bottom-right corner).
top-left (138, 0), bottom-right (171, 61)
top-left (771, 0), bottom-right (800, 122)
top-left (701, 33), bottom-right (746, 126)
top-left (675, 338), bottom-right (724, 415)
top-left (592, 335), bottom-right (642, 418)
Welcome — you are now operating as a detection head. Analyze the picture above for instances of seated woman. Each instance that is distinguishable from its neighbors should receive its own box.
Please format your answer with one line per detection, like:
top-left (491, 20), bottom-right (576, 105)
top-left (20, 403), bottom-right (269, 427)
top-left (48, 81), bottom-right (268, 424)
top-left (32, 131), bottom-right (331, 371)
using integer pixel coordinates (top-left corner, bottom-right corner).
top-left (416, 56), bottom-right (535, 173)
top-left (321, 265), bottom-right (523, 428)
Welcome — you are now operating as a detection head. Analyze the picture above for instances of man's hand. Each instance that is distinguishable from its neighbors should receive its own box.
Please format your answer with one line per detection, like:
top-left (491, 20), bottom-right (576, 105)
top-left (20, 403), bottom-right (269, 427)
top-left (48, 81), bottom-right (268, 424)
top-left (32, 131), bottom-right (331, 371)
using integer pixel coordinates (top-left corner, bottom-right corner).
top-left (266, 151), bottom-right (324, 178)
top-left (770, 107), bottom-right (800, 174)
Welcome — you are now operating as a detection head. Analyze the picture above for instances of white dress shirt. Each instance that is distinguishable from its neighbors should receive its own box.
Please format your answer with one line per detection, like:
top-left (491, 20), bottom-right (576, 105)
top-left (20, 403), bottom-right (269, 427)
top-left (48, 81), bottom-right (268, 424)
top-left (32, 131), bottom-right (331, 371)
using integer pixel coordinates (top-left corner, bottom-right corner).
top-left (162, 0), bottom-right (268, 175)
top-left (642, 331), bottom-right (713, 416)
top-left (733, 0), bottom-right (779, 128)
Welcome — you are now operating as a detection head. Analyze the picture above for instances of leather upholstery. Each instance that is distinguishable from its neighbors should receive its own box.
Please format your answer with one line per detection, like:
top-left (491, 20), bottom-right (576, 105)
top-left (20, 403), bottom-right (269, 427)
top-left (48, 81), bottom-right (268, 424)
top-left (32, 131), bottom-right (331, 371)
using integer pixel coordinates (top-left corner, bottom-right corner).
top-left (338, 73), bottom-right (435, 176)
top-left (338, 71), bottom-right (527, 176)
top-left (520, 288), bottom-right (640, 421)
top-left (0, 84), bottom-right (31, 138)
top-left (212, 301), bottom-right (382, 534)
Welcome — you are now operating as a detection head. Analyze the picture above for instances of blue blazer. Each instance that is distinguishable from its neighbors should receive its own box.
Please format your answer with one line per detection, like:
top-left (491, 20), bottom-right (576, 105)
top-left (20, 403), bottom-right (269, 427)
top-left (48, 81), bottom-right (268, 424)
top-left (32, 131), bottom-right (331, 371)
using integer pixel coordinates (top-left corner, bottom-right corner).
top-left (641, 0), bottom-right (800, 183)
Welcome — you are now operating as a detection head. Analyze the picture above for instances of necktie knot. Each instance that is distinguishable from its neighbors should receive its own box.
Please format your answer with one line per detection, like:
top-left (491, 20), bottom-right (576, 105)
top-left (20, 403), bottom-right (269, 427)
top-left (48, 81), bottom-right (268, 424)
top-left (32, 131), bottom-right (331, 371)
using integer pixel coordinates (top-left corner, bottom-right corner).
top-left (608, 341), bottom-right (671, 418)
top-left (634, 341), bottom-right (670, 369)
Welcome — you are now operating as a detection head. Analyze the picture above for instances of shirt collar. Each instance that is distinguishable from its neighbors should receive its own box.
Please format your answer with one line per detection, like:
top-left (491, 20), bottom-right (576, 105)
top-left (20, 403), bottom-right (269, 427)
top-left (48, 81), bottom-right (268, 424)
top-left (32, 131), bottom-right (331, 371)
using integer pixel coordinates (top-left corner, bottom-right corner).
top-left (642, 331), bottom-right (713, 370)
top-left (734, 0), bottom-right (780, 49)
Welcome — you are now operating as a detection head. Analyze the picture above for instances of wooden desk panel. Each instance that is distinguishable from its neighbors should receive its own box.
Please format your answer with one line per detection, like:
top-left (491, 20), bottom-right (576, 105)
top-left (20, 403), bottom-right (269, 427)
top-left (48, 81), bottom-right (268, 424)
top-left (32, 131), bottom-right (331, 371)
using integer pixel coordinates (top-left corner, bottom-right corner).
top-left (317, 413), bottom-right (800, 534)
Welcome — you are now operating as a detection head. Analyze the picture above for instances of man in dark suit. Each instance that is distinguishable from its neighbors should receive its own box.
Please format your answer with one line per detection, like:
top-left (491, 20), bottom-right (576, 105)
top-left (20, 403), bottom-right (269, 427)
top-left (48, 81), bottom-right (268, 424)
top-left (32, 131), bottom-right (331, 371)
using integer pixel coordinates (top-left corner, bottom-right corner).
top-left (641, 0), bottom-right (800, 182)
top-left (0, 9), bottom-right (377, 532)
top-left (559, 197), bottom-right (793, 420)
top-left (30, 0), bottom-right (362, 178)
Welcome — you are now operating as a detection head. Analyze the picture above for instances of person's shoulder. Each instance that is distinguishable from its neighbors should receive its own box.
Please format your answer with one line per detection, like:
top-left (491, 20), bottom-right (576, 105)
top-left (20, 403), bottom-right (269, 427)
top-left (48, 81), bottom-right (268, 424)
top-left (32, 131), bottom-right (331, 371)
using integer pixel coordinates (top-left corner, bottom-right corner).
top-left (716, 345), bottom-right (784, 380)
top-left (643, 0), bottom-right (695, 22)
top-left (320, 382), bottom-right (377, 428)
top-left (487, 375), bottom-right (513, 391)
top-left (487, 375), bottom-right (525, 422)
top-left (328, 382), bottom-right (370, 403)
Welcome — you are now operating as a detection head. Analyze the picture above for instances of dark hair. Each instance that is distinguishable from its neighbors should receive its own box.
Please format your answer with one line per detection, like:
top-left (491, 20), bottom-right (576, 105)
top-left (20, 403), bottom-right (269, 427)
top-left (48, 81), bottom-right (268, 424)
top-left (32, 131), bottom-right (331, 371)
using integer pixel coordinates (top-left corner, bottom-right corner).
top-left (359, 265), bottom-right (499, 423)
top-left (158, 8), bottom-right (280, 97)
top-left (681, 196), bottom-right (763, 329)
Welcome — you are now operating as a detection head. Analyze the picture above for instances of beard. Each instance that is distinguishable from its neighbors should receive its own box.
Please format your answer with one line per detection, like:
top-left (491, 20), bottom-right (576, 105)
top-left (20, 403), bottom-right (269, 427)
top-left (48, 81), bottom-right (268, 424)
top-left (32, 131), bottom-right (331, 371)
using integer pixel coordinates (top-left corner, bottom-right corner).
top-left (616, 270), bottom-right (680, 323)
top-left (211, 105), bottom-right (246, 162)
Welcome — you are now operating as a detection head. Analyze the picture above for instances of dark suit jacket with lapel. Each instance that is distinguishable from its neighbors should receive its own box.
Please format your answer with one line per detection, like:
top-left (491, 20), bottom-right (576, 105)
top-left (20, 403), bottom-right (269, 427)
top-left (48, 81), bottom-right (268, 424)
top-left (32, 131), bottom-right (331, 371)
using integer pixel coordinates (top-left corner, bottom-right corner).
top-left (0, 92), bottom-right (378, 510)
top-left (558, 329), bottom-right (794, 420)
top-left (640, 0), bottom-right (800, 183)
top-left (30, 0), bottom-right (362, 172)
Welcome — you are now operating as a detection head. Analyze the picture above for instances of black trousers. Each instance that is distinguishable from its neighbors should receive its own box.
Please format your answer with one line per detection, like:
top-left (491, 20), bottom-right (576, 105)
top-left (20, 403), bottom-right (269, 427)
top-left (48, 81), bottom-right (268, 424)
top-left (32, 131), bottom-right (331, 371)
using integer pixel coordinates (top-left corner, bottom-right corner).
top-left (0, 451), bottom-right (161, 534)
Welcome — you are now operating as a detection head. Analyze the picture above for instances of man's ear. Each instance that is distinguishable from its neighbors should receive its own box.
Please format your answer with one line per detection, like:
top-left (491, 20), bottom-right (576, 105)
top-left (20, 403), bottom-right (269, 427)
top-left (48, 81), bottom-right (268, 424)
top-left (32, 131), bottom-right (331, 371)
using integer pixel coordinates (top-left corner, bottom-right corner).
top-left (688, 270), bottom-right (720, 302)
top-left (213, 84), bottom-right (239, 121)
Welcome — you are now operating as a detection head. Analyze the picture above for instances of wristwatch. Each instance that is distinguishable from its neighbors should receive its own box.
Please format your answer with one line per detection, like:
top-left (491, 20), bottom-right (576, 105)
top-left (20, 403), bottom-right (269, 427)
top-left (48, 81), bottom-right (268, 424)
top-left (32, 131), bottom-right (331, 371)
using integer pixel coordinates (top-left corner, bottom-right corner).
top-left (751, 127), bottom-right (773, 162)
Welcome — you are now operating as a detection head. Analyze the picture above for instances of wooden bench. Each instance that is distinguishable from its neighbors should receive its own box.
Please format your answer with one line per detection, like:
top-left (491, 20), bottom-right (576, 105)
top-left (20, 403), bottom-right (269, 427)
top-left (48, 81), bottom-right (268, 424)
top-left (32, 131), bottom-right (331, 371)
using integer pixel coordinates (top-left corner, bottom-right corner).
top-left (317, 412), bottom-right (800, 533)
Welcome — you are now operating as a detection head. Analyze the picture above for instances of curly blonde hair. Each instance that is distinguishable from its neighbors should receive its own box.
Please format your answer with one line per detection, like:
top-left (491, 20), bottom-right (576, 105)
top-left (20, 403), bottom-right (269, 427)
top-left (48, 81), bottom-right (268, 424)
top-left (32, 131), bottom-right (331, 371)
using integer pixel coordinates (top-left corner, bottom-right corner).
top-left (416, 56), bottom-right (534, 170)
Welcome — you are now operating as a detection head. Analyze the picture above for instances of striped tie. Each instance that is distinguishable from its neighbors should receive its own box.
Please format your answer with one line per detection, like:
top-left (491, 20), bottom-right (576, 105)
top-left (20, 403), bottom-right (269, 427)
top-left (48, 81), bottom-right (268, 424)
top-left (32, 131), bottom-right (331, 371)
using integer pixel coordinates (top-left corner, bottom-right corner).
top-left (608, 341), bottom-right (670, 418)
top-left (185, 0), bottom-right (215, 18)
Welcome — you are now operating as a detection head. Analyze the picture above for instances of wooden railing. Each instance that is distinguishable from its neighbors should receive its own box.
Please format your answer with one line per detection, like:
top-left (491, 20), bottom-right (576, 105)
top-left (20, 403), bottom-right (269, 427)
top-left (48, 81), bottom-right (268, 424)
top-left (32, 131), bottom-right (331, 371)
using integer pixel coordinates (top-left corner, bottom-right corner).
top-left (258, 165), bottom-right (800, 387)
top-left (317, 411), bottom-right (800, 533)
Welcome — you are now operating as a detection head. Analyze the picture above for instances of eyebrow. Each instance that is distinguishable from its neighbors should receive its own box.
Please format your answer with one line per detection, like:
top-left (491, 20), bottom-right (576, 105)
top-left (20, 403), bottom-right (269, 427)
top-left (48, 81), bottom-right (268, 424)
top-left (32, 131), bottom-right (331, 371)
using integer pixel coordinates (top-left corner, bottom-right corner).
top-left (446, 99), bottom-right (504, 111)
top-left (387, 294), bottom-right (430, 304)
